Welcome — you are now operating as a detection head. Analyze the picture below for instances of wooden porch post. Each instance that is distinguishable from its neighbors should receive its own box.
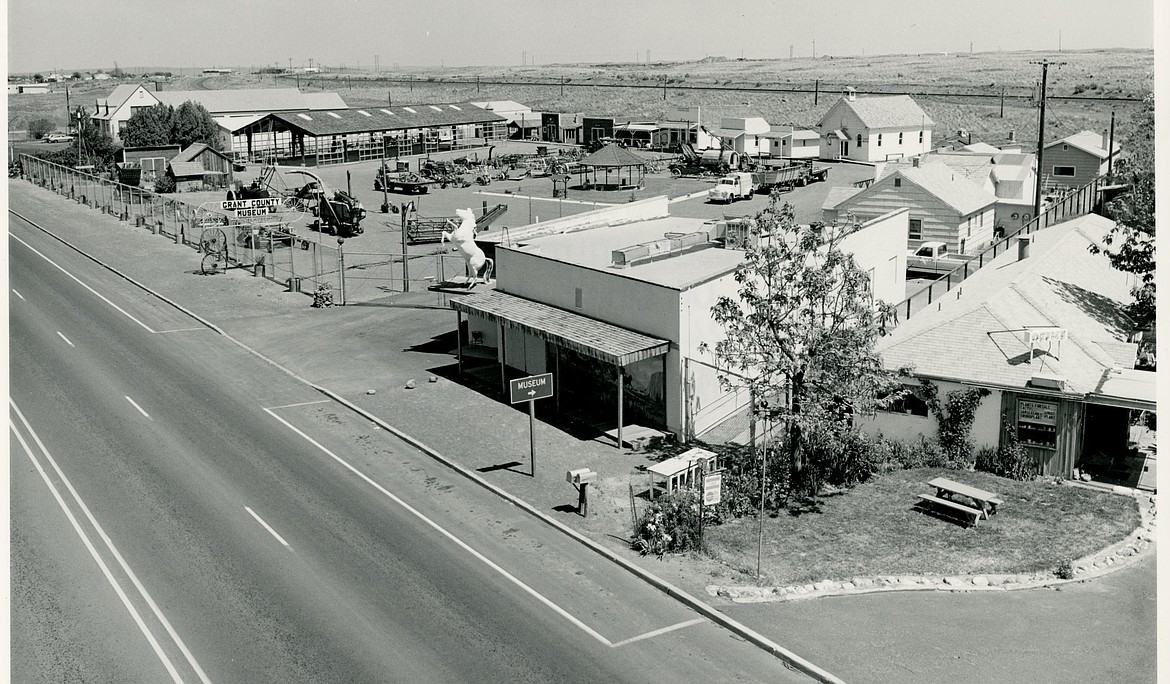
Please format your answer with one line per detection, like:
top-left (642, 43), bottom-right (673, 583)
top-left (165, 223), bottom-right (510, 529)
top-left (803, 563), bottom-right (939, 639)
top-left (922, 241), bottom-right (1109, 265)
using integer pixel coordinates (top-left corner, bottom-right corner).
top-left (617, 365), bottom-right (624, 449)
top-left (555, 345), bottom-right (561, 415)
top-left (456, 311), bottom-right (463, 375)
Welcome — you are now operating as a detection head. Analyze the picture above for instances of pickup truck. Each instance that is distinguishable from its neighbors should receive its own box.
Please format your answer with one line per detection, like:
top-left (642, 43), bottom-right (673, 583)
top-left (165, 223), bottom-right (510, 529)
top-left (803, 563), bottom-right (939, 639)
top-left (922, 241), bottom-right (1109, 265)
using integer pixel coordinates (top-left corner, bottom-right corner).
top-left (906, 241), bottom-right (977, 272)
top-left (707, 172), bottom-right (756, 203)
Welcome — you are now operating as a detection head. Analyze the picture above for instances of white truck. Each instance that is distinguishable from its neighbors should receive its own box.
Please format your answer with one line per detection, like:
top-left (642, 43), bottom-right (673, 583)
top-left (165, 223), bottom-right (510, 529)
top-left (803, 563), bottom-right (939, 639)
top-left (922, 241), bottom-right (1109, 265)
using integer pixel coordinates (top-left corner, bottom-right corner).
top-left (707, 172), bottom-right (756, 203)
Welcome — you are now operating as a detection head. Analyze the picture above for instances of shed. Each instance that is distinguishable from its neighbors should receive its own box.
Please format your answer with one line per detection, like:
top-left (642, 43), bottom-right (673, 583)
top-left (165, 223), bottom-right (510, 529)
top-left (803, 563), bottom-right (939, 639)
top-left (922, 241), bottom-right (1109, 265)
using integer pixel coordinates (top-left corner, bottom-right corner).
top-left (646, 447), bottom-right (720, 499)
top-left (172, 142), bottom-right (235, 184)
top-left (167, 161), bottom-right (223, 192)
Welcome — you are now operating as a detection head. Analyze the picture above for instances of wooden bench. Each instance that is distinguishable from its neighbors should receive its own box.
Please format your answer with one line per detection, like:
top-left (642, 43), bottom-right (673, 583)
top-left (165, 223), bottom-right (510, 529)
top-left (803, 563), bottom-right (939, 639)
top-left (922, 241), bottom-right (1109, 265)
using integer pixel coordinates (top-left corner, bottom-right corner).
top-left (916, 493), bottom-right (984, 527)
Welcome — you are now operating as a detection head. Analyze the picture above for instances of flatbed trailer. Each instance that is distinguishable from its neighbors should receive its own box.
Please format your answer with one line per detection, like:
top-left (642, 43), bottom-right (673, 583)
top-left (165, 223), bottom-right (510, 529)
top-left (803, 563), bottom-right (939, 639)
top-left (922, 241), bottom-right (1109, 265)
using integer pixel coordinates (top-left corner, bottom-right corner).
top-left (753, 161), bottom-right (830, 191)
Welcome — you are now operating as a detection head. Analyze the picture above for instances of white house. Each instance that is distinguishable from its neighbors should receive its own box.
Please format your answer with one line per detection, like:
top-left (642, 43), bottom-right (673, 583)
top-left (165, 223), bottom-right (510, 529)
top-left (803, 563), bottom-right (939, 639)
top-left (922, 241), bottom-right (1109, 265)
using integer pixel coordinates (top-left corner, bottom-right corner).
top-left (876, 149), bottom-right (1037, 235)
top-left (860, 214), bottom-right (1155, 482)
top-left (763, 126), bottom-right (821, 160)
top-left (817, 90), bottom-right (934, 162)
top-left (823, 158), bottom-right (998, 254)
top-left (452, 198), bottom-right (908, 444)
top-left (711, 117), bottom-right (772, 160)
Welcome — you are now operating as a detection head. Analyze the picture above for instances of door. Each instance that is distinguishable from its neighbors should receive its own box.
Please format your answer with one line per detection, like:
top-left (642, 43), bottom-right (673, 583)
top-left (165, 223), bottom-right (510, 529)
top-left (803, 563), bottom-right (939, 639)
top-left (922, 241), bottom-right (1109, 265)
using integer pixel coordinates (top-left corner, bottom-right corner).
top-left (841, 140), bottom-right (849, 157)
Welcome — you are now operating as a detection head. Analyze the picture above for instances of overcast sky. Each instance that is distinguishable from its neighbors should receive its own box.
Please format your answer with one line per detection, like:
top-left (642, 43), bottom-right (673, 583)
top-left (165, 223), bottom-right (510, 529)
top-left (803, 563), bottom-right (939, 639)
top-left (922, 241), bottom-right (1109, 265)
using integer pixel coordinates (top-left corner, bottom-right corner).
top-left (5, 0), bottom-right (1157, 73)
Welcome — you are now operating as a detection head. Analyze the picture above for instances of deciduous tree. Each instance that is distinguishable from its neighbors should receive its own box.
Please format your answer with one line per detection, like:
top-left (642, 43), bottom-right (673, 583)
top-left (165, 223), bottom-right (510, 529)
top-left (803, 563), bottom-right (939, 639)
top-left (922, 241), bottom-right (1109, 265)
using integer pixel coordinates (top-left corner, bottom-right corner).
top-left (171, 101), bottom-right (223, 151)
top-left (704, 199), bottom-right (903, 501)
top-left (1093, 92), bottom-right (1155, 329)
top-left (121, 103), bottom-right (174, 147)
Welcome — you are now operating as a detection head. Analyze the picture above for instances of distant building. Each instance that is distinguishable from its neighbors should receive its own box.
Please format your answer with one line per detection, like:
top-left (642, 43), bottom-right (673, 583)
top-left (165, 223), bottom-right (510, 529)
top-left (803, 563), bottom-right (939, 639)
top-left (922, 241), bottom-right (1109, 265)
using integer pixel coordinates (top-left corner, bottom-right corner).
top-left (15, 84), bottom-right (51, 94)
top-left (657, 106), bottom-right (719, 151)
top-left (762, 126), bottom-right (821, 160)
top-left (817, 89), bottom-right (934, 162)
top-left (711, 117), bottom-right (771, 159)
top-left (1041, 130), bottom-right (1121, 191)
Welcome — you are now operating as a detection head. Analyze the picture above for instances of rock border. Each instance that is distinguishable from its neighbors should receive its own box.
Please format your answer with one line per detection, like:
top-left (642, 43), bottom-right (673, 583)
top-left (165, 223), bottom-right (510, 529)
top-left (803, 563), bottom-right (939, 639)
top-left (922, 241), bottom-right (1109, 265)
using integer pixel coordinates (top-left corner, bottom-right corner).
top-left (709, 486), bottom-right (1156, 603)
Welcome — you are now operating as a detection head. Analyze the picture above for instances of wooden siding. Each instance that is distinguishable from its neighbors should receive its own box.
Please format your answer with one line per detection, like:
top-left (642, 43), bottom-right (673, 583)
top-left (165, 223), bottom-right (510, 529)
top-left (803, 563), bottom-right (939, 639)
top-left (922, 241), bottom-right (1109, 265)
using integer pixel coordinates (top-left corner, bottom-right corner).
top-left (1043, 144), bottom-right (1107, 190)
top-left (999, 392), bottom-right (1083, 477)
top-left (837, 179), bottom-right (959, 249)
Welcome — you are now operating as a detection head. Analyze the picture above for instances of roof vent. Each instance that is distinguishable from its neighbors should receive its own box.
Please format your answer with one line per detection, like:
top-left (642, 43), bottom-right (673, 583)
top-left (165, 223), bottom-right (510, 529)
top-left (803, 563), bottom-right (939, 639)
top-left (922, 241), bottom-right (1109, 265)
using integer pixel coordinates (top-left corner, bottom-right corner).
top-left (610, 231), bottom-right (711, 267)
top-left (845, 86), bottom-right (857, 101)
top-left (1018, 235), bottom-right (1032, 260)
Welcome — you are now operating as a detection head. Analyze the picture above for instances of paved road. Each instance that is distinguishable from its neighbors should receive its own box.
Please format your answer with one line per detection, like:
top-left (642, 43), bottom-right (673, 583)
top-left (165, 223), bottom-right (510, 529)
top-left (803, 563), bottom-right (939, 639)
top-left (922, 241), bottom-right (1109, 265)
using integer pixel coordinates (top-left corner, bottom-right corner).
top-left (10, 217), bottom-right (819, 682)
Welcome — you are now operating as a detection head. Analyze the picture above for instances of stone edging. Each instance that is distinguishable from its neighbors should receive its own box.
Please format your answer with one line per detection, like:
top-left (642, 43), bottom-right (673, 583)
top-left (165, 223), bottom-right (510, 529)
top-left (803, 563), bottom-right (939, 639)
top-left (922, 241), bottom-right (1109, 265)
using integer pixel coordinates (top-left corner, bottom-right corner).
top-left (709, 488), bottom-right (1156, 604)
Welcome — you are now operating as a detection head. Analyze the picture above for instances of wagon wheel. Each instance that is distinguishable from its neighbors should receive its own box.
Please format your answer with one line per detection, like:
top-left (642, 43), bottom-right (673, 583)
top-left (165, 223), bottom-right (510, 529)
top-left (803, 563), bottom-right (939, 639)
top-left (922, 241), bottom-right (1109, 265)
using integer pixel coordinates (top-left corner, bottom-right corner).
top-left (199, 227), bottom-right (228, 255)
top-left (200, 252), bottom-right (224, 275)
top-left (670, 168), bottom-right (682, 177)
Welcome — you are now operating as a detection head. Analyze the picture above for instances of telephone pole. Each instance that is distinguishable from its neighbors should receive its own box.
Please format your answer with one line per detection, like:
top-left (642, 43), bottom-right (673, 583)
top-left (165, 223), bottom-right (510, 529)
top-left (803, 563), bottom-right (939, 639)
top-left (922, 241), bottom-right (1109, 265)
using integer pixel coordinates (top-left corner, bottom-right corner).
top-left (1031, 59), bottom-right (1065, 222)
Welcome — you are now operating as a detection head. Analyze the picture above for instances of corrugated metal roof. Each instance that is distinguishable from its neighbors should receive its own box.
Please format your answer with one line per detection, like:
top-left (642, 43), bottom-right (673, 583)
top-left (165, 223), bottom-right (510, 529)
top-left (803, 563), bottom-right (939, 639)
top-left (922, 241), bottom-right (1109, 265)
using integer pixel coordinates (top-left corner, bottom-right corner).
top-left (820, 94), bottom-right (935, 129)
top-left (264, 103), bottom-right (506, 136)
top-left (580, 144), bottom-right (648, 168)
top-left (153, 87), bottom-right (346, 114)
top-left (451, 289), bottom-right (670, 366)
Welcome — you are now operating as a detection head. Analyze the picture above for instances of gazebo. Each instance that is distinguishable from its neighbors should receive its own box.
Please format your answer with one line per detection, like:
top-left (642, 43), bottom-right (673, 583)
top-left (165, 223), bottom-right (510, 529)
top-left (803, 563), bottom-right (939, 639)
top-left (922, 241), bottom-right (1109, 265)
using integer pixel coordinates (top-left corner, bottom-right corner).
top-left (578, 143), bottom-right (646, 190)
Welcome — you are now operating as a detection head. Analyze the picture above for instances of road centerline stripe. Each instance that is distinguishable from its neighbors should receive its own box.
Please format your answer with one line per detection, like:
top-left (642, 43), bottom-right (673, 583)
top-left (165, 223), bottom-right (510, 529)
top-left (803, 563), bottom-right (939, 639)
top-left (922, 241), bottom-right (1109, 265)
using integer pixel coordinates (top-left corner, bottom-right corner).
top-left (9, 231), bottom-right (158, 333)
top-left (265, 399), bottom-right (332, 410)
top-left (245, 507), bottom-right (292, 549)
top-left (11, 399), bottom-right (213, 684)
top-left (56, 331), bottom-right (75, 347)
top-left (12, 288), bottom-right (25, 300)
top-left (125, 396), bottom-right (151, 419)
top-left (609, 618), bottom-right (706, 648)
top-left (262, 407), bottom-right (614, 647)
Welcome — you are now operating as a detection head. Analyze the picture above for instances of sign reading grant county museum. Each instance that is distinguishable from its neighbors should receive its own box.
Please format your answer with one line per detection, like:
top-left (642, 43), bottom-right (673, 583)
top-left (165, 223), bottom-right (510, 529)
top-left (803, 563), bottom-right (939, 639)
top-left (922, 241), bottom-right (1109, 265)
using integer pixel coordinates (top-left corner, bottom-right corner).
top-left (221, 197), bottom-right (280, 218)
top-left (509, 373), bottom-right (554, 404)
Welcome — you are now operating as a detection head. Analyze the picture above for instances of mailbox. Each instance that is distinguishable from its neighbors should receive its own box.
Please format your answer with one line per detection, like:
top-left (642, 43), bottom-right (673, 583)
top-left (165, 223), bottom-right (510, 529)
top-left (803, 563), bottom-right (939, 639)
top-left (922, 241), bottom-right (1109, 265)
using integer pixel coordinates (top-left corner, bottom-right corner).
top-left (566, 468), bottom-right (597, 485)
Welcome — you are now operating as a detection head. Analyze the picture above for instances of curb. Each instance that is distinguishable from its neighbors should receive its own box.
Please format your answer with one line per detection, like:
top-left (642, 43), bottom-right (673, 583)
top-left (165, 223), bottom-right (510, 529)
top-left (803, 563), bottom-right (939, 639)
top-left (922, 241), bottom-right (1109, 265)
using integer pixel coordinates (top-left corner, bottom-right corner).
top-left (11, 203), bottom-right (846, 684)
top-left (710, 489), bottom-right (1156, 604)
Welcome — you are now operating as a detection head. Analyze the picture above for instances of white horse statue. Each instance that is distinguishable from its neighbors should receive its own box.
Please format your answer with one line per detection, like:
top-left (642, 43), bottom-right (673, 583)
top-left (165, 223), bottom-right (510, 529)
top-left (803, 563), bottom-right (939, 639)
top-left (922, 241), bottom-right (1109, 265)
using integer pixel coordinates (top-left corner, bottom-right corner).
top-left (441, 208), bottom-right (493, 285)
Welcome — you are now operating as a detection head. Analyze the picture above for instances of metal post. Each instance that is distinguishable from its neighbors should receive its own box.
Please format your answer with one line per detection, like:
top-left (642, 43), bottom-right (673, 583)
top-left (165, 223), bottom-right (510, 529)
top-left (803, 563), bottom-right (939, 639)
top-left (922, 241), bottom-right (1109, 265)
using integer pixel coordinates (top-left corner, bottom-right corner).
top-left (529, 399), bottom-right (537, 477)
top-left (337, 239), bottom-right (346, 305)
top-left (400, 203), bottom-right (410, 292)
top-left (498, 321), bottom-right (507, 396)
top-left (757, 417), bottom-right (767, 578)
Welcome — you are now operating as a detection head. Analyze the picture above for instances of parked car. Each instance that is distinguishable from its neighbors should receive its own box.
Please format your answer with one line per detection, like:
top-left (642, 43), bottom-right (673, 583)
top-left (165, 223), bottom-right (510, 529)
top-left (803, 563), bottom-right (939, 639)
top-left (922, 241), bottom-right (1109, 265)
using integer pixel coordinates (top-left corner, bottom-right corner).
top-left (45, 133), bottom-right (74, 143)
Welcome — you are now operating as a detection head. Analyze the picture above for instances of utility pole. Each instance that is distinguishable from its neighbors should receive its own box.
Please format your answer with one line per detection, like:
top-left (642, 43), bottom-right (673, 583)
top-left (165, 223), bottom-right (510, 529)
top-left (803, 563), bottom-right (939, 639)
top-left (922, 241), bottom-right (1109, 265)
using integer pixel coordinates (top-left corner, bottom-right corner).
top-left (1107, 110), bottom-right (1116, 179)
top-left (1031, 59), bottom-right (1065, 222)
top-left (812, 40), bottom-right (816, 59)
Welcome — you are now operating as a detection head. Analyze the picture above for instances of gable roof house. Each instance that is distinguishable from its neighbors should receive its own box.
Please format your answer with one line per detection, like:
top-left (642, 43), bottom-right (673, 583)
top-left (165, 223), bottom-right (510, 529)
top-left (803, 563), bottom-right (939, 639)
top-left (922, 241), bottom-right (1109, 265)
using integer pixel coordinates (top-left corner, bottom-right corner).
top-left (1041, 130), bottom-right (1121, 191)
top-left (711, 117), bottom-right (771, 159)
top-left (823, 159), bottom-right (998, 253)
top-left (817, 90), bottom-right (934, 162)
top-left (877, 149), bottom-right (1038, 235)
top-left (859, 214), bottom-right (1154, 482)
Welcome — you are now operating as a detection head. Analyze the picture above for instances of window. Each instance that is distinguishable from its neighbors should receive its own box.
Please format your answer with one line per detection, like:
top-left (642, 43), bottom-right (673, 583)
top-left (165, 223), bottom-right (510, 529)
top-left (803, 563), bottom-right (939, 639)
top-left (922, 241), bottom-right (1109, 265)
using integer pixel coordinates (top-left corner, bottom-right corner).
top-left (877, 133), bottom-right (882, 147)
top-left (919, 130), bottom-right (924, 144)
top-left (574, 287), bottom-right (583, 309)
top-left (881, 389), bottom-right (930, 416)
top-left (1017, 399), bottom-right (1058, 448)
top-left (894, 177), bottom-right (902, 188)
top-left (909, 218), bottom-right (923, 240)
top-left (898, 132), bottom-right (904, 145)
top-left (1052, 166), bottom-right (1076, 177)
top-left (856, 133), bottom-right (862, 147)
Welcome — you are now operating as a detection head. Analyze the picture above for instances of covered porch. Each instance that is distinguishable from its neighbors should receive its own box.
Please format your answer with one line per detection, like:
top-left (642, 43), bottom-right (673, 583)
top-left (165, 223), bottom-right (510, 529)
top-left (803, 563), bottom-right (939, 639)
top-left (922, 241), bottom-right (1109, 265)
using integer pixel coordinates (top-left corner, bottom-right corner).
top-left (450, 288), bottom-right (670, 449)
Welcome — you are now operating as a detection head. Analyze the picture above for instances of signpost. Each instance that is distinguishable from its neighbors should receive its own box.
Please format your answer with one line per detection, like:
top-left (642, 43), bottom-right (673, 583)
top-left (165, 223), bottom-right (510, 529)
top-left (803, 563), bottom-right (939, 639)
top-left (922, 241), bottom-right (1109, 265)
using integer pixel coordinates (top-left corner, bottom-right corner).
top-left (509, 373), bottom-right (554, 477)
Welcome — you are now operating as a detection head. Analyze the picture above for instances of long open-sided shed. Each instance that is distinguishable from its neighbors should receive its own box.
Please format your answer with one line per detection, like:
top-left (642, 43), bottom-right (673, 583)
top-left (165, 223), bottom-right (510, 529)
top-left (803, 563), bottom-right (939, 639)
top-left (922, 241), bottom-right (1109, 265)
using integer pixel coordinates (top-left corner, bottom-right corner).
top-left (233, 103), bottom-right (508, 166)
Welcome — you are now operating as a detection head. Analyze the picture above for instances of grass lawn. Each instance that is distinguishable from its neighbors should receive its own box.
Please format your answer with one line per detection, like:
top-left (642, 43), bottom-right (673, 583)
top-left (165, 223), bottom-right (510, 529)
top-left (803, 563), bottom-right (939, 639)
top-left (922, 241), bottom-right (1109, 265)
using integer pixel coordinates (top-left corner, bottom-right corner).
top-left (704, 467), bottom-right (1140, 586)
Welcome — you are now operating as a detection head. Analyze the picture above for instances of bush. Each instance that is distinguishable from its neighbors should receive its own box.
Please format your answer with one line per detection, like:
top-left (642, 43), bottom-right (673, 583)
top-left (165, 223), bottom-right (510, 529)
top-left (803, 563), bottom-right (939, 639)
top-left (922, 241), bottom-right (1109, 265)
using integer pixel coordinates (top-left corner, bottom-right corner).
top-left (28, 118), bottom-right (56, 140)
top-left (974, 422), bottom-right (1037, 480)
top-left (153, 175), bottom-right (176, 193)
top-left (632, 490), bottom-right (701, 556)
top-left (1054, 558), bottom-right (1075, 579)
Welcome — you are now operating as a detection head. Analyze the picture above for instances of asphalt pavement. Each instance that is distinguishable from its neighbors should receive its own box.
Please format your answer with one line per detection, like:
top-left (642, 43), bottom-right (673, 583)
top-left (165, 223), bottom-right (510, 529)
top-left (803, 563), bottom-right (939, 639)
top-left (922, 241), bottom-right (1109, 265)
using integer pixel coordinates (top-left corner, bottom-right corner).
top-left (9, 177), bottom-right (1157, 683)
top-left (10, 213), bottom-right (816, 682)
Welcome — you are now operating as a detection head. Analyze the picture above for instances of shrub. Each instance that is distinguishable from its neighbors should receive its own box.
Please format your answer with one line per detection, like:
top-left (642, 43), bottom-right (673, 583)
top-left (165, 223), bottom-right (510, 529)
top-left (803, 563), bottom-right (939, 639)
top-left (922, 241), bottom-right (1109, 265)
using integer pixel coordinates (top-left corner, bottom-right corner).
top-left (974, 420), bottom-right (1037, 480)
top-left (632, 490), bottom-right (701, 556)
top-left (28, 118), bottom-right (56, 140)
top-left (1054, 558), bottom-right (1075, 579)
top-left (153, 175), bottom-right (176, 193)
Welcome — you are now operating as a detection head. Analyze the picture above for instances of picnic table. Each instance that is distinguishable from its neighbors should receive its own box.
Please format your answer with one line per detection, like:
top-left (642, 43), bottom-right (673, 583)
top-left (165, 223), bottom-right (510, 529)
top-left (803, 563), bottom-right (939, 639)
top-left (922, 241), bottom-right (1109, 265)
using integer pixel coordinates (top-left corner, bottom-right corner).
top-left (917, 477), bottom-right (1003, 527)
